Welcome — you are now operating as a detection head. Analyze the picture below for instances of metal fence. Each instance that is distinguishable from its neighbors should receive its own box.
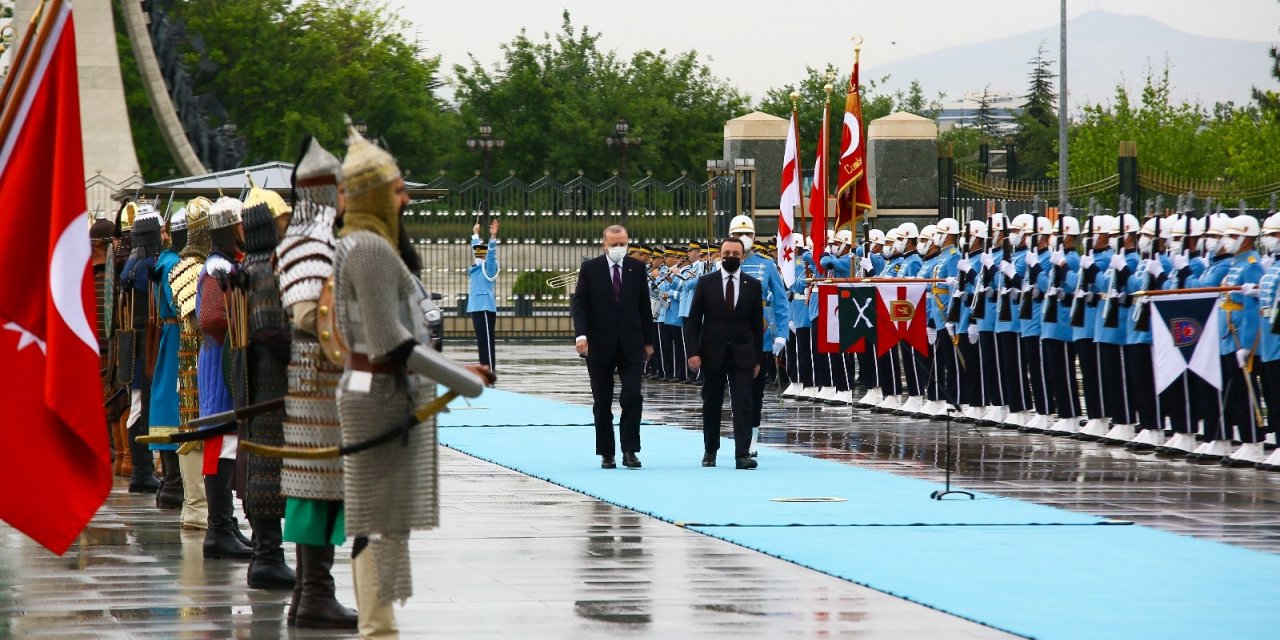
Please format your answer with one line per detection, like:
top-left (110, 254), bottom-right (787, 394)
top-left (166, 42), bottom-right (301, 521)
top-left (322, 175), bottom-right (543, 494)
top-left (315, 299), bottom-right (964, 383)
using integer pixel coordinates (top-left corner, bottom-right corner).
top-left (85, 172), bottom-right (143, 220)
top-left (403, 173), bottom-right (743, 316)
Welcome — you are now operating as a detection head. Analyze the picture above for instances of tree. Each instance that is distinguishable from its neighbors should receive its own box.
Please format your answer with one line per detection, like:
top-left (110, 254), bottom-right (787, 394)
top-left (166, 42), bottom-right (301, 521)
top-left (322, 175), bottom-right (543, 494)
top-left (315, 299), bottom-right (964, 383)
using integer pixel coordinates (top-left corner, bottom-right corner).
top-left (451, 11), bottom-right (747, 179)
top-left (168, 0), bottom-right (453, 178)
top-left (974, 84), bottom-right (1000, 139)
top-left (1254, 15), bottom-right (1280, 119)
top-left (1013, 41), bottom-right (1058, 180)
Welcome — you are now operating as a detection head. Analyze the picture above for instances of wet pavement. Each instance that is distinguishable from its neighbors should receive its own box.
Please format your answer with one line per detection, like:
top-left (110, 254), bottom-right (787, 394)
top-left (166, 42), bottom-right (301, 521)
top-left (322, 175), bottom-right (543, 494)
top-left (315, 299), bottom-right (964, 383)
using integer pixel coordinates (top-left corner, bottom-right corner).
top-left (4, 340), bottom-right (1277, 638)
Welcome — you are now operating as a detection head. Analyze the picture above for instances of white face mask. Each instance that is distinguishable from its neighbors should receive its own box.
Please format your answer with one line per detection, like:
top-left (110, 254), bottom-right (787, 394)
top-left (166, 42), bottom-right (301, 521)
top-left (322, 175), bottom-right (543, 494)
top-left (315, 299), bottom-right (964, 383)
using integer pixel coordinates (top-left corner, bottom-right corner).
top-left (917, 239), bottom-right (933, 254)
top-left (1168, 238), bottom-right (1184, 254)
top-left (736, 234), bottom-right (755, 253)
top-left (1137, 236), bottom-right (1152, 253)
top-left (1222, 236), bottom-right (1242, 255)
top-left (474, 257), bottom-right (484, 266)
top-left (1009, 231), bottom-right (1024, 248)
top-left (893, 239), bottom-right (906, 254)
top-left (1264, 236), bottom-right (1280, 255)
top-left (1205, 237), bottom-right (1221, 254)
top-left (881, 244), bottom-right (894, 258)
top-left (1107, 237), bottom-right (1119, 252)
top-left (606, 245), bottom-right (628, 262)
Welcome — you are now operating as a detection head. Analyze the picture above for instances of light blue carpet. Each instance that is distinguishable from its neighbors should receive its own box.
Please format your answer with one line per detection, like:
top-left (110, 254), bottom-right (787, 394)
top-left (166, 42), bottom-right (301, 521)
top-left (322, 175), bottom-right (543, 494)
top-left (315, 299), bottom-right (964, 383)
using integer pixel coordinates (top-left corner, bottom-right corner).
top-left (437, 388), bottom-right (1280, 639)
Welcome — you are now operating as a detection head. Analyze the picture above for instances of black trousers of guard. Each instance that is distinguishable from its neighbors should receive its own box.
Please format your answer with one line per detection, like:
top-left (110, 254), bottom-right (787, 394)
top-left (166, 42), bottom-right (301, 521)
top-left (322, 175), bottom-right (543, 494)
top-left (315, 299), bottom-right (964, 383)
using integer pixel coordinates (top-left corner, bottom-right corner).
top-left (1126, 344), bottom-right (1158, 431)
top-left (857, 349), bottom-right (876, 390)
top-left (958, 333), bottom-right (983, 406)
top-left (471, 311), bottom-right (496, 371)
top-left (979, 331), bottom-right (1003, 407)
top-left (587, 345), bottom-right (643, 456)
top-left (1041, 338), bottom-right (1080, 418)
top-left (668, 324), bottom-right (687, 380)
top-left (702, 354), bottom-right (754, 458)
top-left (793, 328), bottom-right (815, 387)
top-left (1077, 339), bottom-right (1105, 420)
top-left (751, 350), bottom-right (775, 430)
top-left (1098, 342), bottom-right (1132, 424)
top-left (1160, 373), bottom-right (1194, 434)
top-left (1219, 355), bottom-right (1262, 443)
top-left (831, 353), bottom-right (852, 392)
top-left (877, 347), bottom-right (901, 396)
top-left (810, 328), bottom-right (832, 387)
top-left (898, 343), bottom-right (923, 396)
top-left (1021, 336), bottom-right (1050, 416)
top-left (648, 323), bottom-right (666, 377)
top-left (997, 332), bottom-right (1028, 413)
top-left (932, 329), bottom-right (960, 406)
top-left (1260, 358), bottom-right (1280, 433)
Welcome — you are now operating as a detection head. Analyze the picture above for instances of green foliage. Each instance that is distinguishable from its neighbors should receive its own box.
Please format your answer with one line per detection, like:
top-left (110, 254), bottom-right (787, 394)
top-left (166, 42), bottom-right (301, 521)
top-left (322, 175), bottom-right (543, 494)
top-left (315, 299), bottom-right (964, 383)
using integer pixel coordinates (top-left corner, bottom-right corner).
top-left (1254, 32), bottom-right (1280, 119)
top-left (112, 0), bottom-right (179, 179)
top-left (1013, 41), bottom-right (1059, 180)
top-left (511, 269), bottom-right (559, 297)
top-left (755, 65), bottom-right (942, 187)
top-left (1065, 65), bottom-right (1280, 203)
top-left (974, 85), bottom-right (1000, 140)
top-left (171, 0), bottom-right (451, 177)
top-left (450, 11), bottom-right (749, 179)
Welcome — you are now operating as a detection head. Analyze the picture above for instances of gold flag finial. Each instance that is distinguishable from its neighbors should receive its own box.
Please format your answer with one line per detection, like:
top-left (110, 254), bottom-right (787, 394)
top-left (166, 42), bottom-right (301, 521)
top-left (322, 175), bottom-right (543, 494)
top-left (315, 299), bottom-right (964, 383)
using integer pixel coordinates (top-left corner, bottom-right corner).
top-left (789, 91), bottom-right (800, 109)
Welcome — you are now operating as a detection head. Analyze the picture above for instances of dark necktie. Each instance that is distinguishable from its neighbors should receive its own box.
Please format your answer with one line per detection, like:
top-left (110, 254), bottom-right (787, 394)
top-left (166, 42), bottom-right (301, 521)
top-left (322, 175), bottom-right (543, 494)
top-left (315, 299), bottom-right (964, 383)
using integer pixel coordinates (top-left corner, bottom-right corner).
top-left (725, 274), bottom-right (735, 312)
top-left (612, 263), bottom-right (622, 302)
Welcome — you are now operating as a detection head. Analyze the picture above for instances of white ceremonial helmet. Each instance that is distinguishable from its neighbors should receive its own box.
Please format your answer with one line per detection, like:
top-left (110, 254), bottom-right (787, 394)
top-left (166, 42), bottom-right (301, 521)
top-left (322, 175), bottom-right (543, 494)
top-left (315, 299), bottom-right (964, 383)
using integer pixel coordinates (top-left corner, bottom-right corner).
top-left (835, 229), bottom-right (854, 245)
top-left (1167, 215), bottom-right (1188, 237)
top-left (935, 217), bottom-right (961, 236)
top-left (1119, 213), bottom-right (1141, 235)
top-left (1205, 215), bottom-right (1231, 237)
top-left (967, 219), bottom-right (988, 240)
top-left (1058, 216), bottom-right (1080, 236)
top-left (868, 228), bottom-right (886, 244)
top-left (1090, 214), bottom-right (1119, 235)
top-left (885, 228), bottom-right (902, 243)
top-left (988, 213), bottom-right (1007, 232)
top-left (897, 222), bottom-right (919, 239)
top-left (1207, 212), bottom-right (1232, 232)
top-left (1034, 216), bottom-right (1053, 235)
top-left (919, 224), bottom-right (938, 247)
top-left (1190, 217), bottom-right (1207, 237)
top-left (1140, 218), bottom-right (1159, 236)
top-left (1228, 215), bottom-right (1260, 237)
top-left (1010, 213), bottom-right (1035, 233)
top-left (728, 215), bottom-right (755, 236)
top-left (1263, 212), bottom-right (1280, 234)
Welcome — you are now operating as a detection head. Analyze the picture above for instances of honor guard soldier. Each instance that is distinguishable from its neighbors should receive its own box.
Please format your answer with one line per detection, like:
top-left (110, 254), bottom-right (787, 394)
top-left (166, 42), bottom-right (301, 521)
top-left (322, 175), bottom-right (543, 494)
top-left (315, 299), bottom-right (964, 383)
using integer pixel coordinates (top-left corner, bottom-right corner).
top-left (1211, 215), bottom-right (1265, 466)
top-left (783, 236), bottom-right (814, 398)
top-left (119, 203), bottom-right (163, 494)
top-left (1121, 216), bottom-right (1175, 450)
top-left (1256, 211), bottom-right (1280, 470)
top-left (727, 215), bottom-right (790, 453)
top-left (1017, 216), bottom-right (1054, 432)
top-left (954, 220), bottom-right (990, 422)
top-left (467, 221), bottom-right (500, 371)
top-left (819, 229), bottom-right (856, 405)
top-left (1041, 215), bottom-right (1083, 435)
top-left (922, 219), bottom-right (962, 417)
top-left (993, 213), bottom-right (1033, 428)
top-left (973, 214), bottom-right (1006, 425)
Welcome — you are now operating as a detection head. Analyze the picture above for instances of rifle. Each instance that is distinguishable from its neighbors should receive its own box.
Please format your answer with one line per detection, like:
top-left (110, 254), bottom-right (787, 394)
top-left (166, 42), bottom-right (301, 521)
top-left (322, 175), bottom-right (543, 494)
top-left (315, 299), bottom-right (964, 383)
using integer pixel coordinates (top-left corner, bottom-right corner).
top-left (947, 207), bottom-right (972, 324)
top-left (1069, 203), bottom-right (1098, 328)
top-left (996, 204), bottom-right (1014, 323)
top-left (1102, 195), bottom-right (1133, 329)
top-left (1018, 197), bottom-right (1043, 321)
top-left (971, 207), bottom-right (991, 321)
top-left (1045, 202), bottom-right (1068, 323)
top-left (1133, 202), bottom-right (1162, 332)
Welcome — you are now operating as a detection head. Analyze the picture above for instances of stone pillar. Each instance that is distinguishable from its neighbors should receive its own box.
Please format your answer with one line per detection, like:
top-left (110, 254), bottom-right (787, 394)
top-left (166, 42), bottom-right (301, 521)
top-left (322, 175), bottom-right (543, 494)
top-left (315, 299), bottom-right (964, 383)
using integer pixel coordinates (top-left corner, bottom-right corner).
top-left (866, 112), bottom-right (939, 229)
top-left (723, 111), bottom-right (787, 216)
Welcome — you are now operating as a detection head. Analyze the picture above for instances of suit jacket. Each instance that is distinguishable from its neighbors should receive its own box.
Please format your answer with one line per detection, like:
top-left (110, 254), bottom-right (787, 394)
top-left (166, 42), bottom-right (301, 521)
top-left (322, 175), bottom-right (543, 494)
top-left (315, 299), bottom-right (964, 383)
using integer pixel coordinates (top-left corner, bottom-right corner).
top-left (685, 270), bottom-right (763, 371)
top-left (571, 255), bottom-right (656, 364)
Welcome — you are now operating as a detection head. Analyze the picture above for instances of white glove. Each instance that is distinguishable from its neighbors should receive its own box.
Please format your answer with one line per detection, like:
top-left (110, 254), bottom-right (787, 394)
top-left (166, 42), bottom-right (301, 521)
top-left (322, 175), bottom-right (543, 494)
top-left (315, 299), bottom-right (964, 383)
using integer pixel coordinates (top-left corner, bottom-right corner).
top-left (1079, 254), bottom-right (1094, 270)
top-left (1263, 256), bottom-right (1275, 270)
top-left (945, 276), bottom-right (958, 288)
top-left (926, 328), bottom-right (938, 344)
top-left (1240, 283), bottom-right (1260, 297)
top-left (980, 253), bottom-right (994, 268)
top-left (1050, 250), bottom-right (1066, 266)
top-left (966, 324), bottom-right (980, 344)
top-left (1028, 248), bottom-right (1040, 262)
top-left (1000, 261), bottom-right (1016, 279)
top-left (1172, 253), bottom-right (1189, 271)
top-left (1194, 256), bottom-right (1209, 270)
top-left (944, 322), bottom-right (956, 335)
top-left (1047, 286), bottom-right (1063, 299)
top-left (1237, 349), bottom-right (1250, 369)
top-left (859, 257), bottom-right (873, 273)
top-left (1109, 254), bottom-right (1126, 271)
top-left (788, 320), bottom-right (796, 331)
top-left (957, 258), bottom-right (972, 274)
top-left (1145, 258), bottom-right (1164, 278)
top-left (772, 337), bottom-right (786, 356)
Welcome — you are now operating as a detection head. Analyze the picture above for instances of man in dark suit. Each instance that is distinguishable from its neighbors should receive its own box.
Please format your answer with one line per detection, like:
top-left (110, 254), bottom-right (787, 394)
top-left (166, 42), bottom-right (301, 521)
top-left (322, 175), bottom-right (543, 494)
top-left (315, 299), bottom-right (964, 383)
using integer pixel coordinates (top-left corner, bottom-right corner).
top-left (685, 238), bottom-right (764, 470)
top-left (572, 225), bottom-right (656, 469)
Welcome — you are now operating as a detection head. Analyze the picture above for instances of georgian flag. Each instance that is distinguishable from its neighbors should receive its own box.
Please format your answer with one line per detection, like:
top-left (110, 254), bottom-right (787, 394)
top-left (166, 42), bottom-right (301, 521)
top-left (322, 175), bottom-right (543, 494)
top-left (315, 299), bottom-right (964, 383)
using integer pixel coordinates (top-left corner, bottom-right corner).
top-left (874, 283), bottom-right (929, 357)
top-left (776, 111), bottom-right (801, 287)
top-left (1150, 293), bottom-right (1221, 392)
top-left (0, 0), bottom-right (111, 555)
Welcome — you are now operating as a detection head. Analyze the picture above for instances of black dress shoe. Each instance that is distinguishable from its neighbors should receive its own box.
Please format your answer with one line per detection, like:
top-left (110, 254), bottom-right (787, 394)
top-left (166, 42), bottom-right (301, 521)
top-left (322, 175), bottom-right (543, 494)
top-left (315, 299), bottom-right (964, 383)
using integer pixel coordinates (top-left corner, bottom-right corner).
top-left (622, 452), bottom-right (642, 468)
top-left (701, 452), bottom-right (716, 467)
top-left (735, 456), bottom-right (758, 470)
top-left (601, 456), bottom-right (616, 469)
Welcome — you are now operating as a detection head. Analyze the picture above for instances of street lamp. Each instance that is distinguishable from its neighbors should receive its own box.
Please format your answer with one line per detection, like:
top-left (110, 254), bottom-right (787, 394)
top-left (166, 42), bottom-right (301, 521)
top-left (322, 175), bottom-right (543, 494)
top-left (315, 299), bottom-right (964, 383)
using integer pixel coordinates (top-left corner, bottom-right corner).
top-left (605, 119), bottom-right (642, 222)
top-left (467, 121), bottom-right (504, 223)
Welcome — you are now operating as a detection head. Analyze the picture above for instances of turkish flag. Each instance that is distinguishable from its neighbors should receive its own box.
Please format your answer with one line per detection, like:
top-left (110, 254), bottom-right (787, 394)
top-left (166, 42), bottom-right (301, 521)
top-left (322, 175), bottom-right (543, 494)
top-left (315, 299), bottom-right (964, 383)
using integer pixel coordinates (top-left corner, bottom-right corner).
top-left (874, 284), bottom-right (929, 357)
top-left (0, 2), bottom-right (112, 555)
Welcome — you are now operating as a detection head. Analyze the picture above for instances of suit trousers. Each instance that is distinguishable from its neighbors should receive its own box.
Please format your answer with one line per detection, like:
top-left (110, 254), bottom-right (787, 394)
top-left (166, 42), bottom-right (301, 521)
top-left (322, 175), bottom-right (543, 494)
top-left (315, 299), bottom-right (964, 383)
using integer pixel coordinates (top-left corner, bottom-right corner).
top-left (702, 359), bottom-right (754, 458)
top-left (1042, 339), bottom-right (1080, 418)
top-left (471, 311), bottom-right (496, 371)
top-left (587, 349), bottom-right (643, 456)
top-left (751, 350), bottom-right (774, 430)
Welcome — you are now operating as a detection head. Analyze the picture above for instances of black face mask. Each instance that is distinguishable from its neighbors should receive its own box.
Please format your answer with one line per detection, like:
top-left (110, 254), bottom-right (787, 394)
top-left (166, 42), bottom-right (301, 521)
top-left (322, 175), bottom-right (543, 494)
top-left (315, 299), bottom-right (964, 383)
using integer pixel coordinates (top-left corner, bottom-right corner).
top-left (721, 256), bottom-right (741, 272)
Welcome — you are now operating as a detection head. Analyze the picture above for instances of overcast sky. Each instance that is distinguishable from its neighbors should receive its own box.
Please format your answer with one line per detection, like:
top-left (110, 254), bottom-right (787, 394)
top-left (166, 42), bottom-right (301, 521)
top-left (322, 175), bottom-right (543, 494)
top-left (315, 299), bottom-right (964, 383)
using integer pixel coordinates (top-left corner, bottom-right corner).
top-left (400, 0), bottom-right (1280, 102)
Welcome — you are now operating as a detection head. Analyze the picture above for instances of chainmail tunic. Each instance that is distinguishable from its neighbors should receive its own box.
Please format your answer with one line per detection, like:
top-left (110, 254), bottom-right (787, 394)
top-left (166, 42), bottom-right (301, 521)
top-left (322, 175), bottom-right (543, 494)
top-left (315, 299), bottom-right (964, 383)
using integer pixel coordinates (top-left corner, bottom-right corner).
top-left (334, 230), bottom-right (437, 605)
top-left (242, 203), bottom-right (289, 518)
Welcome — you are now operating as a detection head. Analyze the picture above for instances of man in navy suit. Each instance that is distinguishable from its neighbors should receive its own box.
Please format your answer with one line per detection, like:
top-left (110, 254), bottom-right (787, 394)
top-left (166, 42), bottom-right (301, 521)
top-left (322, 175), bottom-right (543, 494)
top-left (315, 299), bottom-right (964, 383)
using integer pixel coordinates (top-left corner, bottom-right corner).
top-left (685, 238), bottom-right (764, 469)
top-left (571, 225), bottom-right (656, 469)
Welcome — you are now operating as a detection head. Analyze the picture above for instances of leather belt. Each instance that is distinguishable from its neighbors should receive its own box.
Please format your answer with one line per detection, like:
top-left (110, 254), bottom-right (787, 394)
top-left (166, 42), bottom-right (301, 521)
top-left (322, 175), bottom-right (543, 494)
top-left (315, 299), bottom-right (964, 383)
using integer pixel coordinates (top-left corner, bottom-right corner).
top-left (162, 318), bottom-right (180, 325)
top-left (347, 352), bottom-right (402, 375)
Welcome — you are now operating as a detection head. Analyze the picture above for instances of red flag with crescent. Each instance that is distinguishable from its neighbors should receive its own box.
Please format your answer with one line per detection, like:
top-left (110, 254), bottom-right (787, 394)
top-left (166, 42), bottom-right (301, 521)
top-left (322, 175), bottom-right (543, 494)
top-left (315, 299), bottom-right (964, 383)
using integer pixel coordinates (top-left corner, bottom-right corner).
top-left (835, 53), bottom-right (873, 234)
top-left (0, 0), bottom-right (111, 555)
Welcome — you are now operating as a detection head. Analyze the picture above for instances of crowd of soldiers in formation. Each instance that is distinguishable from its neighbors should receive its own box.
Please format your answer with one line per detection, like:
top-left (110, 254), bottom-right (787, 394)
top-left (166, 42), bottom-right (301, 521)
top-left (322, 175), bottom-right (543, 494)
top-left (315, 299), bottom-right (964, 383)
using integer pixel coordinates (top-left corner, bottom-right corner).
top-left (637, 204), bottom-right (1280, 472)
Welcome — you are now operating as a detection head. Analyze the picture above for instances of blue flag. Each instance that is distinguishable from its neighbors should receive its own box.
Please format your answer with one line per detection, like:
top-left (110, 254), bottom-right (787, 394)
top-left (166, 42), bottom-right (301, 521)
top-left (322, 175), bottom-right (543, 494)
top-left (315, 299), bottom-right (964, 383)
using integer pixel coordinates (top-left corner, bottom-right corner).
top-left (1150, 293), bottom-right (1221, 392)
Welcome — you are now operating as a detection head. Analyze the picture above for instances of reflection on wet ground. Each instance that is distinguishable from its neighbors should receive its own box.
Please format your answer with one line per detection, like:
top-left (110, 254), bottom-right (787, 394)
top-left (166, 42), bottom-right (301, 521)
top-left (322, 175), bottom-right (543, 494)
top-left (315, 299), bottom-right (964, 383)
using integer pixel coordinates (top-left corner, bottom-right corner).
top-left (487, 343), bottom-right (1280, 554)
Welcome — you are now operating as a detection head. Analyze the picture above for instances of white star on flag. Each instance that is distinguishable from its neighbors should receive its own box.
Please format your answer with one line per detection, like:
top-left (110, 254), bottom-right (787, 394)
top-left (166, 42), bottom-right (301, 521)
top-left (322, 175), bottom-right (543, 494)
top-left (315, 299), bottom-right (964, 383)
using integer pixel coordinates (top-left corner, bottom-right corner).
top-left (4, 321), bottom-right (46, 355)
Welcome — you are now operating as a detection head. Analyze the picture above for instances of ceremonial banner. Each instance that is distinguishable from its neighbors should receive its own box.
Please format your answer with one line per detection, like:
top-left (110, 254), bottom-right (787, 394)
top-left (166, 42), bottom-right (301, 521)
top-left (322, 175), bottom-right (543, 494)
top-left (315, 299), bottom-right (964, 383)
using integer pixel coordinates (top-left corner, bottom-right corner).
top-left (816, 284), bottom-right (874, 354)
top-left (835, 50), bottom-right (873, 233)
top-left (1150, 293), bottom-right (1221, 392)
top-left (776, 111), bottom-right (801, 287)
top-left (815, 285), bottom-right (841, 353)
top-left (0, 0), bottom-right (111, 555)
top-left (809, 100), bottom-right (829, 274)
top-left (874, 283), bottom-right (928, 357)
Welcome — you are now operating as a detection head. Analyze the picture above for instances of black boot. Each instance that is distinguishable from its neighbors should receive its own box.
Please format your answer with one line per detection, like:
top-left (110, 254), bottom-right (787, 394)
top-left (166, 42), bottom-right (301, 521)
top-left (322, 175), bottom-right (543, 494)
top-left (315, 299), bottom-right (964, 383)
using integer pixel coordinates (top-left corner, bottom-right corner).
top-left (295, 544), bottom-right (358, 630)
top-left (287, 545), bottom-right (304, 626)
top-left (155, 451), bottom-right (184, 509)
top-left (127, 422), bottom-right (159, 493)
top-left (247, 517), bottom-right (296, 590)
top-left (231, 517), bottom-right (253, 548)
top-left (203, 459), bottom-right (253, 560)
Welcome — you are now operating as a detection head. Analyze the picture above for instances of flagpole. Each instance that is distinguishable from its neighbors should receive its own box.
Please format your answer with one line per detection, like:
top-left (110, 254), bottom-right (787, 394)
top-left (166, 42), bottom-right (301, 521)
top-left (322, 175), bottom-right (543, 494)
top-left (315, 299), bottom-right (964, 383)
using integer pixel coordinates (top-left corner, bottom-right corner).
top-left (1133, 286), bottom-right (1241, 297)
top-left (821, 81), bottom-right (832, 244)
top-left (0, 0), bottom-right (62, 147)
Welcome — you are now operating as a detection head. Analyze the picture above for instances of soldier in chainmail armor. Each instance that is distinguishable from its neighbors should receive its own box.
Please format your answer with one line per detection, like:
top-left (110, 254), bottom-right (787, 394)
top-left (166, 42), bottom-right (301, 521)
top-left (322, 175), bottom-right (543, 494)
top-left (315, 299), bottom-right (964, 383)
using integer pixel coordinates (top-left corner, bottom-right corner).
top-left (170, 197), bottom-right (212, 530)
top-left (277, 137), bottom-right (359, 630)
top-left (239, 185), bottom-right (297, 590)
top-left (119, 204), bottom-right (163, 494)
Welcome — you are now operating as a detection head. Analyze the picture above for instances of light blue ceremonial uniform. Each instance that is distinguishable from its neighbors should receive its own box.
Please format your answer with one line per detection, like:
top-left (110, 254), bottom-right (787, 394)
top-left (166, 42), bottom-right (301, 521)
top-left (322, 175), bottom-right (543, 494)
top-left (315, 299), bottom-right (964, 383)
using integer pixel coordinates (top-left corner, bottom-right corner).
top-left (1095, 250), bottom-right (1138, 345)
top-left (1257, 258), bottom-right (1280, 363)
top-left (995, 248), bottom-right (1027, 334)
top-left (854, 245), bottom-right (886, 275)
top-left (926, 246), bottom-right (961, 331)
top-left (465, 236), bottom-right (499, 313)
top-left (740, 252), bottom-right (791, 351)
top-left (820, 252), bottom-right (852, 278)
top-left (1038, 250), bottom-right (1080, 342)
top-left (977, 248), bottom-right (1004, 333)
top-left (1064, 248), bottom-right (1110, 342)
top-left (1124, 254), bottom-right (1173, 345)
top-left (791, 256), bottom-right (812, 330)
top-left (1220, 250), bottom-right (1263, 357)
top-left (1019, 248), bottom-right (1051, 339)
